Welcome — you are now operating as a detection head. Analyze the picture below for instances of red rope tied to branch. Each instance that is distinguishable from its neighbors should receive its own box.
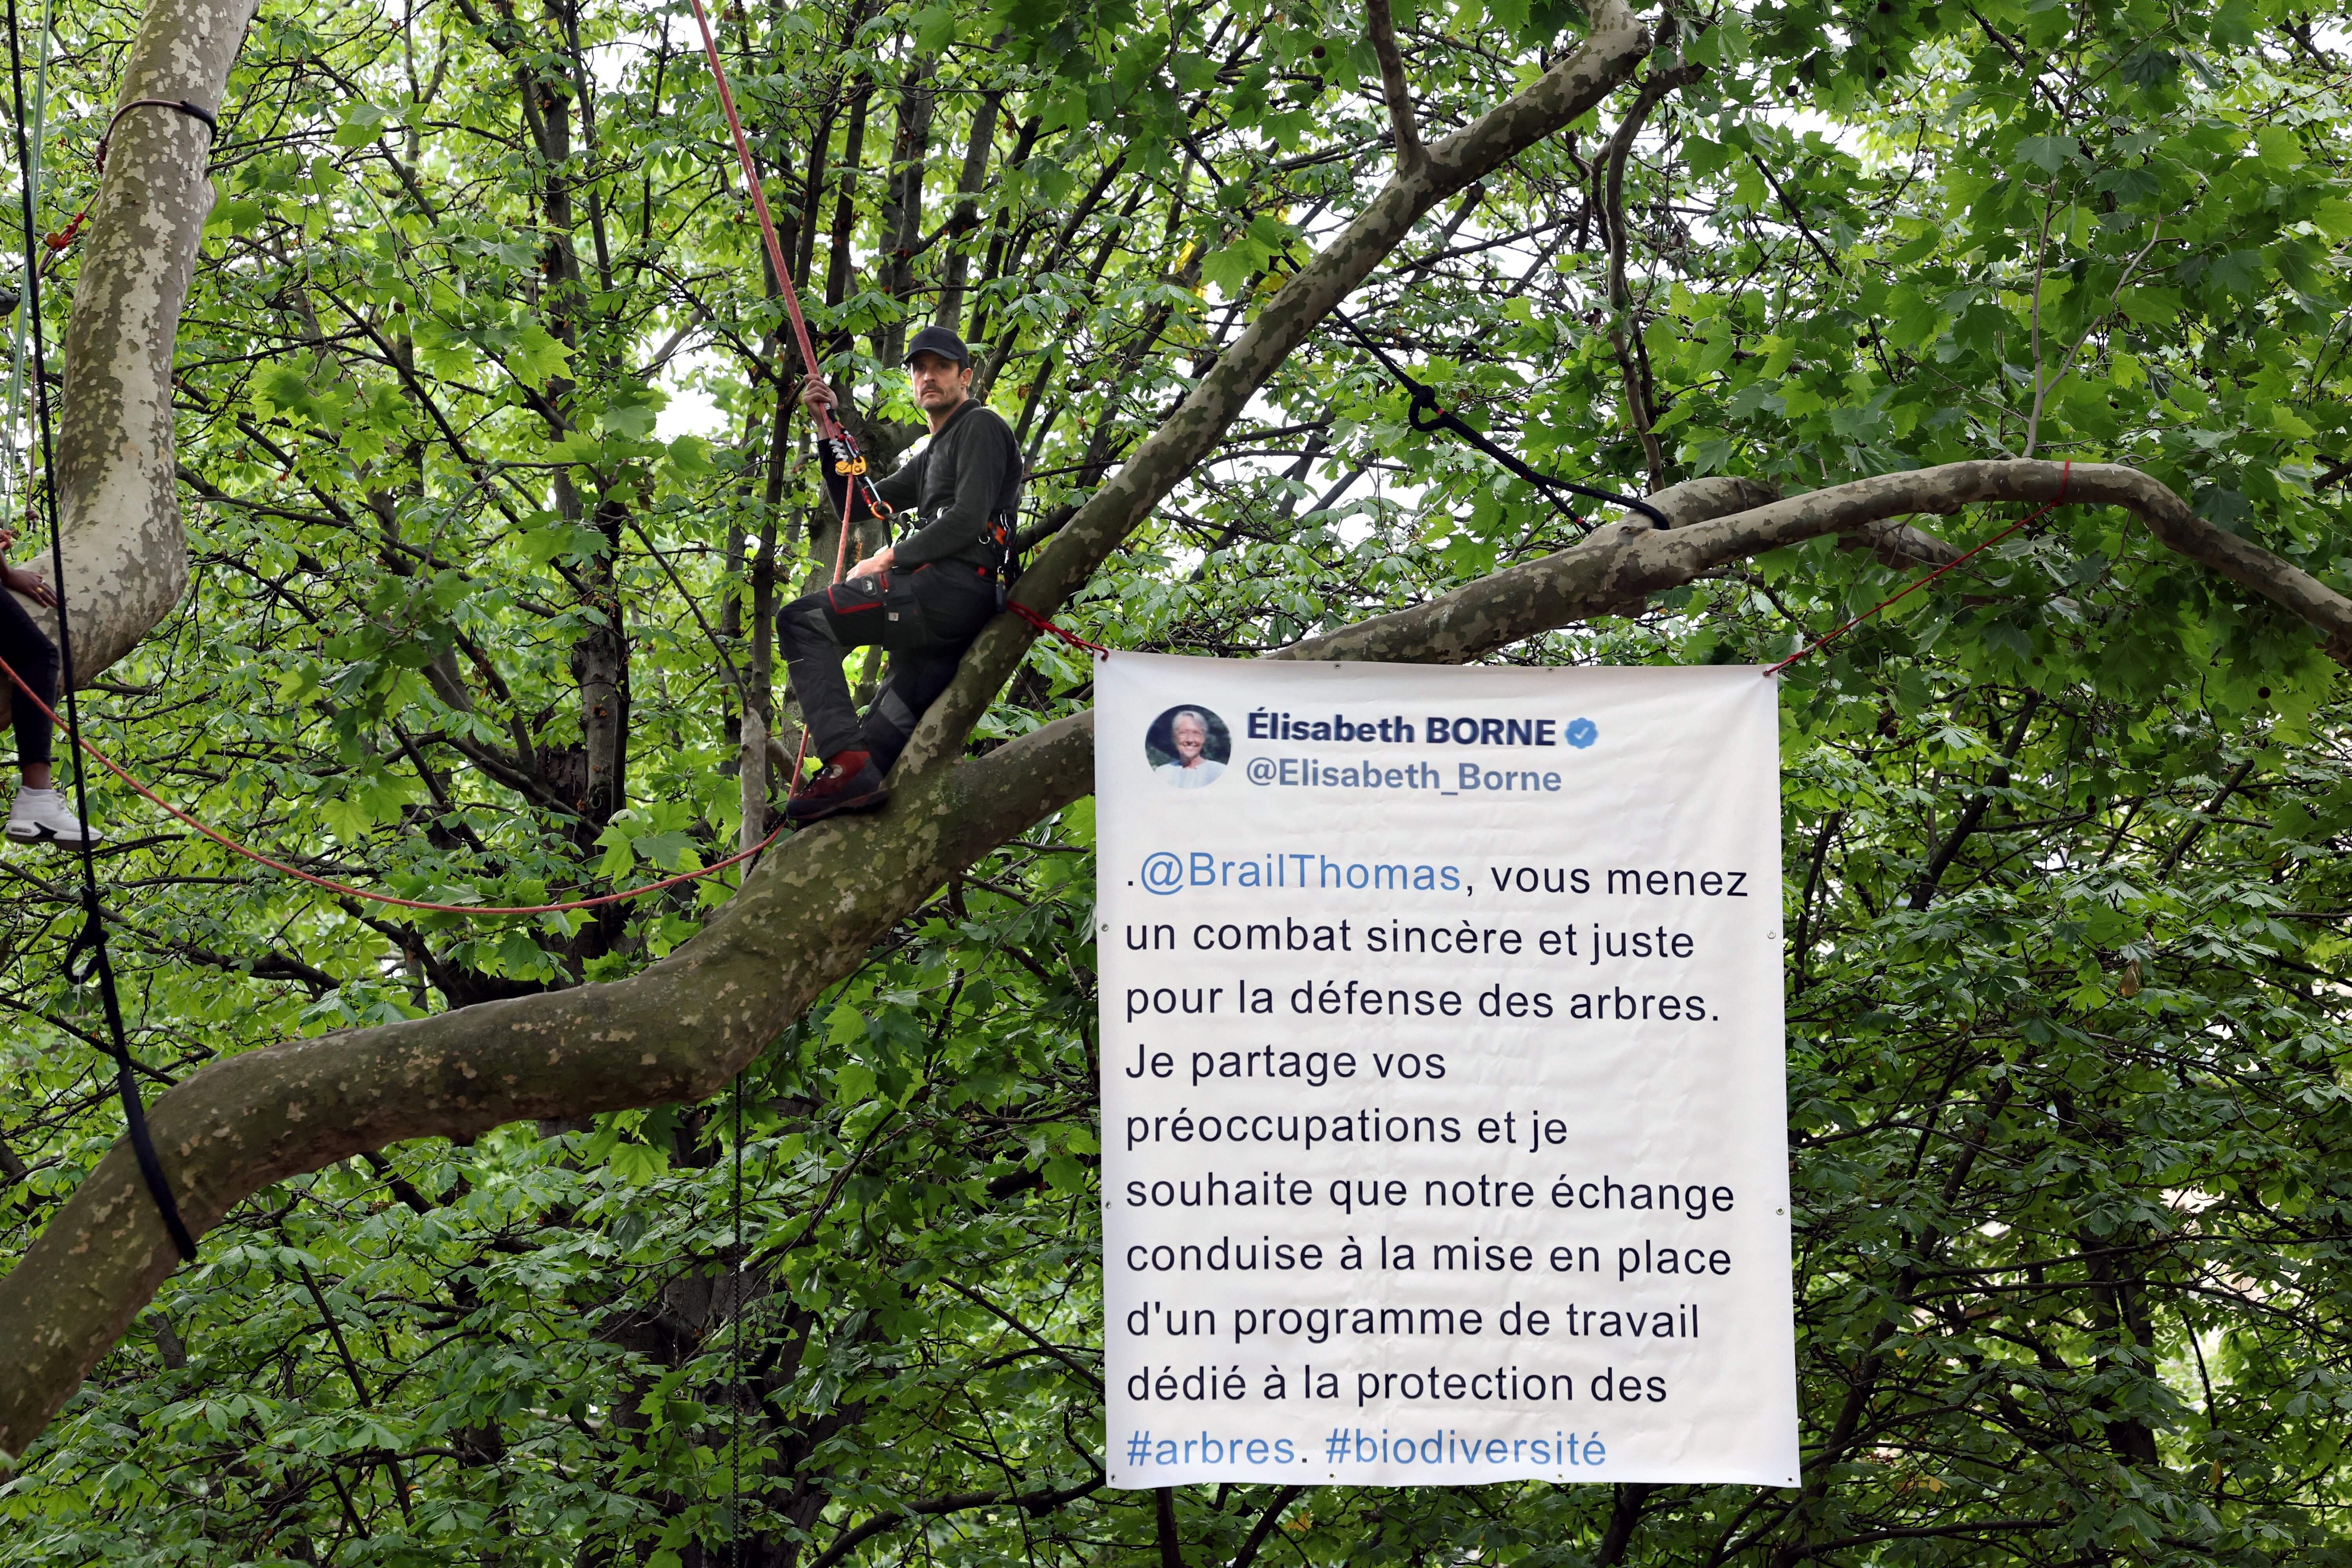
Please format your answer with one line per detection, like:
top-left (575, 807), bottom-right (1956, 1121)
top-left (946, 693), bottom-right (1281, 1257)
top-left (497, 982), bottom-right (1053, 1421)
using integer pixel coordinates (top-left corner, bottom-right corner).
top-left (1764, 460), bottom-right (2071, 677)
top-left (0, 651), bottom-right (785, 914)
top-left (1009, 600), bottom-right (1110, 655)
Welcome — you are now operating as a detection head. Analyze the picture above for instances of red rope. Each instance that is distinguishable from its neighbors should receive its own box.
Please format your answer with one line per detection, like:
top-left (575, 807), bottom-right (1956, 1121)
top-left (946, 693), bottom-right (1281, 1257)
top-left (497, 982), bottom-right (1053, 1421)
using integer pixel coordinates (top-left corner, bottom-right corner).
top-left (1009, 600), bottom-right (1109, 655)
top-left (1764, 461), bottom-right (2071, 677)
top-left (0, 651), bottom-right (784, 915)
top-left (684, 0), bottom-right (895, 536)
top-left (683, 0), bottom-right (829, 440)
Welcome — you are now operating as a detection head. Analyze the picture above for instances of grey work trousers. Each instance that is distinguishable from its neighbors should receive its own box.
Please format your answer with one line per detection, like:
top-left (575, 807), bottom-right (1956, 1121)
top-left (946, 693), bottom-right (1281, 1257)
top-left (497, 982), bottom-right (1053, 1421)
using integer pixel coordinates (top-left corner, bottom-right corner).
top-left (775, 564), bottom-right (997, 774)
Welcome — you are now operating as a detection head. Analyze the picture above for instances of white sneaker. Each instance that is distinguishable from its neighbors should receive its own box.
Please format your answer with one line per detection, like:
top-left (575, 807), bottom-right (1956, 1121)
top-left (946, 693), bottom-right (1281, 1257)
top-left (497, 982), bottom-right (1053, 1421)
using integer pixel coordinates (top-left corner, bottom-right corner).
top-left (5, 787), bottom-right (101, 847)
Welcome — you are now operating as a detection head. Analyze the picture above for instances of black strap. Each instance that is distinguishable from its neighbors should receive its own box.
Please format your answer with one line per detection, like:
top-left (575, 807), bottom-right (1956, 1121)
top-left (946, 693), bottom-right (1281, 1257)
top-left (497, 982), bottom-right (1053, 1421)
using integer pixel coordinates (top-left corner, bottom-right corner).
top-left (1326, 305), bottom-right (1673, 531)
top-left (8, 10), bottom-right (199, 1263)
top-left (95, 96), bottom-right (218, 175)
top-left (64, 894), bottom-right (199, 1261)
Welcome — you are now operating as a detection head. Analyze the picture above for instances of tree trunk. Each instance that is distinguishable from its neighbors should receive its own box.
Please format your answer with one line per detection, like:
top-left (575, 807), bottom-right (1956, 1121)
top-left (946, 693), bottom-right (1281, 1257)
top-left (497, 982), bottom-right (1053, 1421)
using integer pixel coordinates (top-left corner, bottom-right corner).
top-left (933, 90), bottom-right (1001, 333)
top-left (9, 0), bottom-right (258, 697)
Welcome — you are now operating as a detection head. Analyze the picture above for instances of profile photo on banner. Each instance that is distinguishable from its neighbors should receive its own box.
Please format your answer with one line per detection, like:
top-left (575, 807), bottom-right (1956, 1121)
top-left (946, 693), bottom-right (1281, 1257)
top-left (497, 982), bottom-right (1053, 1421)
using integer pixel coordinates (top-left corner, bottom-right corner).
top-left (1146, 704), bottom-right (1230, 788)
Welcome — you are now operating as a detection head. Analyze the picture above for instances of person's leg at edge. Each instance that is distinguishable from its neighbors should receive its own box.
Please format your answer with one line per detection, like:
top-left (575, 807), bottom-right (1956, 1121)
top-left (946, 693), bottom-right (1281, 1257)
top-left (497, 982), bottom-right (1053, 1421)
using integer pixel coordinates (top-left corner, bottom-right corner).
top-left (774, 579), bottom-right (893, 823)
top-left (0, 589), bottom-right (96, 845)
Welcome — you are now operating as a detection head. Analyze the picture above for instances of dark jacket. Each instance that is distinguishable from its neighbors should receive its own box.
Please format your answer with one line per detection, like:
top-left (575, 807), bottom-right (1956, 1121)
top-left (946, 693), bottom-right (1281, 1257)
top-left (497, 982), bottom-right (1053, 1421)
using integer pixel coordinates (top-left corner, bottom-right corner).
top-left (869, 398), bottom-right (1023, 572)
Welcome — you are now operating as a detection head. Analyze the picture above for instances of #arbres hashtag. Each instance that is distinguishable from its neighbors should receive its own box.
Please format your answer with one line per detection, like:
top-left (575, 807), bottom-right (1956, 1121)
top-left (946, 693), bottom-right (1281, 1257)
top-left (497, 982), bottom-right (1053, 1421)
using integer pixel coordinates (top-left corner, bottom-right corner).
top-left (1127, 1430), bottom-right (1153, 1465)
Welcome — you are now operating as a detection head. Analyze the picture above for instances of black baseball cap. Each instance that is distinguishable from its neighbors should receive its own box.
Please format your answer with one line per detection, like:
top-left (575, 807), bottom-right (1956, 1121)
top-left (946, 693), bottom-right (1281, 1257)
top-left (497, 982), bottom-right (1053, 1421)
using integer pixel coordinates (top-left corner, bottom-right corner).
top-left (903, 324), bottom-right (973, 368)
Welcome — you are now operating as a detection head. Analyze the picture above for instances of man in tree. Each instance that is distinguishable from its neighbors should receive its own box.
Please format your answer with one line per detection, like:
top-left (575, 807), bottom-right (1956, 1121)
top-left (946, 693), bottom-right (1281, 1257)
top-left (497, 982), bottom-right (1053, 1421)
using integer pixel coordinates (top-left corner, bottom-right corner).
top-left (781, 326), bottom-right (1022, 824)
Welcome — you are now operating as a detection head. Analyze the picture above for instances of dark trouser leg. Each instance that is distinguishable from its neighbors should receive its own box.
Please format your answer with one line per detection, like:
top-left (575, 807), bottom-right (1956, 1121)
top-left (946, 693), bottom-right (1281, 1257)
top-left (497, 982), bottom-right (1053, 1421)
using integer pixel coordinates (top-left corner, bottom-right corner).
top-left (776, 568), bottom-right (996, 775)
top-left (858, 571), bottom-right (998, 774)
top-left (860, 646), bottom-right (962, 777)
top-left (774, 578), bottom-right (890, 761)
top-left (0, 590), bottom-right (58, 770)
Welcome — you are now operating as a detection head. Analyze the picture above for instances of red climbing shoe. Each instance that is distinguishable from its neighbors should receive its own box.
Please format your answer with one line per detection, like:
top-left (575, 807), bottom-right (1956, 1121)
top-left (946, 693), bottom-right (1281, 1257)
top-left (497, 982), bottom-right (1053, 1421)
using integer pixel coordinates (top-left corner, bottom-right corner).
top-left (785, 750), bottom-right (888, 825)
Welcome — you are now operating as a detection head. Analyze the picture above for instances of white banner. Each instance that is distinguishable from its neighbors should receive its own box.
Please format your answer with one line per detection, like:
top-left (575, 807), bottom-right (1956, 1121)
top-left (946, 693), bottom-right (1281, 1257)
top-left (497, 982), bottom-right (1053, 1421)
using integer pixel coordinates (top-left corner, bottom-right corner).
top-left (1095, 653), bottom-right (1796, 1488)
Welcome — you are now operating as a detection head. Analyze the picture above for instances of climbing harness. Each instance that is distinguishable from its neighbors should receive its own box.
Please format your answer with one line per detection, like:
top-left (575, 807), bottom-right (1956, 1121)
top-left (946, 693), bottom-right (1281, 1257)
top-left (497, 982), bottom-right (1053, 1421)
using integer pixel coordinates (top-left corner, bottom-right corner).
top-left (8, 0), bottom-right (194, 1261)
top-left (1764, 461), bottom-right (2072, 675)
top-left (1326, 303), bottom-right (1673, 532)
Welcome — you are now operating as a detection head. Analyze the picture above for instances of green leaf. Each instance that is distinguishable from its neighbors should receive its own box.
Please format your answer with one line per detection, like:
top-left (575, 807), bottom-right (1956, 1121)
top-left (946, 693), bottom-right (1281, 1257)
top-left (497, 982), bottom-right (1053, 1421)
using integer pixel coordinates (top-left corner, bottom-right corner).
top-left (2013, 134), bottom-right (2079, 174)
top-left (508, 321), bottom-right (573, 388)
top-left (1198, 241), bottom-right (1256, 297)
top-left (320, 796), bottom-right (372, 842)
top-left (2118, 285), bottom-right (2181, 325)
top-left (599, 403), bottom-right (659, 439)
top-left (330, 102), bottom-right (392, 148)
top-left (607, 1143), bottom-right (668, 1184)
top-left (911, 3), bottom-right (958, 50)
top-left (595, 823), bottom-right (637, 880)
top-left (833, 1062), bottom-right (877, 1105)
top-left (630, 829), bottom-right (698, 871)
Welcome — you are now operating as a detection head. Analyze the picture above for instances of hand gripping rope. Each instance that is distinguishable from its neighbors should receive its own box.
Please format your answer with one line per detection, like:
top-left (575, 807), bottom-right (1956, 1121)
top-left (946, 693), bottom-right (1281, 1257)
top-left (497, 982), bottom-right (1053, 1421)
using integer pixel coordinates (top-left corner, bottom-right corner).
top-left (8, 7), bottom-right (197, 1259)
top-left (1326, 304), bottom-right (1673, 532)
top-left (1763, 461), bottom-right (2071, 675)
